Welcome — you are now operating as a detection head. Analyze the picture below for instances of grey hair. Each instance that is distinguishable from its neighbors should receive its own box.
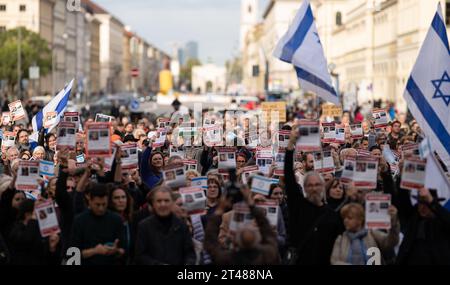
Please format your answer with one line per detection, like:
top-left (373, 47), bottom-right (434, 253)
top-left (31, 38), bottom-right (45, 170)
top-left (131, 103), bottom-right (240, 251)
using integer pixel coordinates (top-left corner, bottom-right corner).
top-left (303, 171), bottom-right (325, 186)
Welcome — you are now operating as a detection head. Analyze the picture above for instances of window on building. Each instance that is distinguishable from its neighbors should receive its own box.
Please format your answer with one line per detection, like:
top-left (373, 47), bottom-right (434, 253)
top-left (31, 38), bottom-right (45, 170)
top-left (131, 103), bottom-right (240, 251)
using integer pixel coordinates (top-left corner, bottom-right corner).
top-left (20, 4), bottom-right (26, 12)
top-left (0, 4), bottom-right (6, 11)
top-left (336, 12), bottom-right (342, 26)
top-left (0, 26), bottom-right (5, 33)
top-left (446, 0), bottom-right (450, 25)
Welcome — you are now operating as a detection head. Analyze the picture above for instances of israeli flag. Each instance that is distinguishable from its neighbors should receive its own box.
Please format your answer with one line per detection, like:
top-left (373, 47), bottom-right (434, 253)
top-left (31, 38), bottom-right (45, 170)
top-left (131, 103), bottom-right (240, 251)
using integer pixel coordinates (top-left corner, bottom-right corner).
top-left (29, 79), bottom-right (74, 145)
top-left (424, 153), bottom-right (450, 211)
top-left (273, 0), bottom-right (338, 105)
top-left (403, 4), bottom-right (450, 168)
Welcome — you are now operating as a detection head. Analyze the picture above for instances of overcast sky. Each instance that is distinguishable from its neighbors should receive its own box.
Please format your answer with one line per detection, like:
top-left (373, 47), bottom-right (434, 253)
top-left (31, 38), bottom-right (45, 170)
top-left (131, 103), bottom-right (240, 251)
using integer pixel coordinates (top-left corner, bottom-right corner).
top-left (94, 0), bottom-right (270, 66)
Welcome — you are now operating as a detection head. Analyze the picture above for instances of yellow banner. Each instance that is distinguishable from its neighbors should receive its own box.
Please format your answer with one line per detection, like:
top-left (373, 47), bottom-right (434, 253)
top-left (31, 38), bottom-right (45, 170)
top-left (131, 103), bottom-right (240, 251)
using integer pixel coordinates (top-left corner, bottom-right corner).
top-left (322, 104), bottom-right (343, 117)
top-left (261, 102), bottom-right (287, 122)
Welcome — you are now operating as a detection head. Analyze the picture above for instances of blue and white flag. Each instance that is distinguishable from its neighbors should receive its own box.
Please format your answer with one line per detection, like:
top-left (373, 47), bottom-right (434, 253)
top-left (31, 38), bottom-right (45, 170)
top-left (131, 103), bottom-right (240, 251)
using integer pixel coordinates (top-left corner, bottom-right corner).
top-left (273, 0), bottom-right (338, 104)
top-left (29, 79), bottom-right (74, 145)
top-left (425, 153), bottom-right (450, 211)
top-left (403, 4), bottom-right (450, 168)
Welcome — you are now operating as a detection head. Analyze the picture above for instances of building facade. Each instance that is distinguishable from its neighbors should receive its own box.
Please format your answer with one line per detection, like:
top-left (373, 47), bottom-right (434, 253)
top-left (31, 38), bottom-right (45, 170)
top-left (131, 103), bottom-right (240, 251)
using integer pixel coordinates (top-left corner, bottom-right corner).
top-left (192, 64), bottom-right (226, 94)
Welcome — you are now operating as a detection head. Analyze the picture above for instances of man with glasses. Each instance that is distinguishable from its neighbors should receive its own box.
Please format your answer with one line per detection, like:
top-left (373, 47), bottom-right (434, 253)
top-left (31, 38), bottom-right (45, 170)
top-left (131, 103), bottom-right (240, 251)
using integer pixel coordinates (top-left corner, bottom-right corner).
top-left (284, 125), bottom-right (344, 265)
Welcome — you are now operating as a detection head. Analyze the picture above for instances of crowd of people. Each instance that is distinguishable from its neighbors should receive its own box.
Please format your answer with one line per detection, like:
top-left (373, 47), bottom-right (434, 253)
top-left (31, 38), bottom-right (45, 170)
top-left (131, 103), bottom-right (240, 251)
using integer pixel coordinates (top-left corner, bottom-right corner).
top-left (0, 96), bottom-right (449, 266)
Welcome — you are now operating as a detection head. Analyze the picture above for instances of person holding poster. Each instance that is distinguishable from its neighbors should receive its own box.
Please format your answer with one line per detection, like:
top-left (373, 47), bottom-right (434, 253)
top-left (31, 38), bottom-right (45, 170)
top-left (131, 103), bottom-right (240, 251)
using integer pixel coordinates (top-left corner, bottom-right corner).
top-left (8, 100), bottom-right (25, 122)
top-left (330, 203), bottom-right (399, 265)
top-left (85, 123), bottom-right (112, 157)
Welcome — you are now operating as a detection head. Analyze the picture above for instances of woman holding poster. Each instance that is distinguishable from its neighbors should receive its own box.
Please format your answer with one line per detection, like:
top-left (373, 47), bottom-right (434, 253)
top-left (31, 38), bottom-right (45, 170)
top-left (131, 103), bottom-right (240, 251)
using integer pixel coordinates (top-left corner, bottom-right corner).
top-left (139, 141), bottom-right (164, 189)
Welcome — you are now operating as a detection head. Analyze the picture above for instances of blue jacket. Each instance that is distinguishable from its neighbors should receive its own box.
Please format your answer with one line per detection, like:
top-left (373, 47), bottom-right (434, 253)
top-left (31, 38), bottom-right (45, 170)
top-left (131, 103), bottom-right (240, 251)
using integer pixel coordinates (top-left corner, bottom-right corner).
top-left (139, 147), bottom-right (162, 190)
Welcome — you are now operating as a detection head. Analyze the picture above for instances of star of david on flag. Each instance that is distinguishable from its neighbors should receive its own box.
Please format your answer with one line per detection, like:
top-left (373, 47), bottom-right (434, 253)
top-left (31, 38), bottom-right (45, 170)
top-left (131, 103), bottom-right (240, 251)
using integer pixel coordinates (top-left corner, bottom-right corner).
top-left (431, 71), bottom-right (450, 106)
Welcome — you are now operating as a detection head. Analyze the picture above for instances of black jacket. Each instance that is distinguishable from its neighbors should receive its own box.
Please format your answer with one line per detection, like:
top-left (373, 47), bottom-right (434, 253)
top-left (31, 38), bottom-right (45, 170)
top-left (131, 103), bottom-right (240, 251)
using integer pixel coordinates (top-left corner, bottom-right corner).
top-left (134, 214), bottom-right (195, 265)
top-left (394, 185), bottom-right (450, 265)
top-left (284, 149), bottom-right (344, 265)
top-left (0, 232), bottom-right (10, 264)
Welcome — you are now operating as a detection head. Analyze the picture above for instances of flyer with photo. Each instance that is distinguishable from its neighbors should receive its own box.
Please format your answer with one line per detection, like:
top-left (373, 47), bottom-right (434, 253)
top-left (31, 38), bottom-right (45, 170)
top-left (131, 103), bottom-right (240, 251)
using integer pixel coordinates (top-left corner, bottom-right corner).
top-left (163, 163), bottom-right (186, 188)
top-left (95, 113), bottom-right (114, 123)
top-left (170, 144), bottom-right (185, 158)
top-left (56, 122), bottom-right (76, 151)
top-left (2, 131), bottom-right (15, 148)
top-left (341, 157), bottom-right (356, 185)
top-left (8, 100), bottom-right (25, 121)
top-left (296, 120), bottom-right (321, 151)
top-left (1, 112), bottom-right (11, 126)
top-left (218, 168), bottom-right (230, 182)
top-left (63, 112), bottom-right (81, 130)
top-left (39, 160), bottom-right (55, 177)
top-left (203, 125), bottom-right (223, 146)
top-left (372, 109), bottom-right (389, 129)
top-left (182, 159), bottom-right (197, 172)
top-left (179, 187), bottom-right (207, 215)
top-left (35, 201), bottom-right (61, 237)
top-left (400, 158), bottom-right (427, 190)
top-left (229, 202), bottom-right (253, 233)
top-left (365, 194), bottom-right (391, 230)
top-left (191, 176), bottom-right (208, 190)
top-left (241, 165), bottom-right (259, 184)
top-left (256, 157), bottom-right (273, 176)
top-left (217, 147), bottom-right (236, 169)
top-left (274, 148), bottom-right (286, 169)
top-left (15, 160), bottom-right (40, 191)
top-left (353, 156), bottom-right (378, 189)
top-left (157, 118), bottom-right (171, 130)
top-left (85, 122), bottom-right (112, 157)
top-left (401, 143), bottom-right (420, 159)
top-left (350, 124), bottom-right (363, 139)
top-left (120, 143), bottom-right (138, 170)
top-left (256, 200), bottom-right (278, 228)
top-left (334, 127), bottom-right (346, 144)
top-left (357, 149), bottom-right (371, 157)
top-left (44, 112), bottom-right (58, 129)
top-left (251, 175), bottom-right (274, 196)
top-left (321, 122), bottom-right (336, 143)
top-left (277, 130), bottom-right (290, 149)
top-left (313, 151), bottom-right (335, 173)
top-left (103, 147), bottom-right (117, 172)
top-left (152, 128), bottom-right (167, 148)
top-left (273, 169), bottom-right (284, 177)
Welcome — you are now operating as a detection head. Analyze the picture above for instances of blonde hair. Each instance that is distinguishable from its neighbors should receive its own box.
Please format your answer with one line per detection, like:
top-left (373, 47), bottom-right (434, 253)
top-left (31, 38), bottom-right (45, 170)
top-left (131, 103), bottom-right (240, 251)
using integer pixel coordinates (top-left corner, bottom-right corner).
top-left (340, 203), bottom-right (365, 224)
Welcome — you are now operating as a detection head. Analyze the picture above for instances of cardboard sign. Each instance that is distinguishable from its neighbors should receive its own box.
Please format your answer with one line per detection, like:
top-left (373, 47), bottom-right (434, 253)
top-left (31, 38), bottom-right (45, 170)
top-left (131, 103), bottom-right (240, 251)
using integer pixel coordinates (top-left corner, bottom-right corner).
top-left (63, 112), bottom-right (81, 130)
top-left (163, 163), bottom-right (186, 188)
top-left (2, 131), bottom-right (16, 148)
top-left (350, 124), bottom-right (363, 139)
top-left (56, 122), bottom-right (76, 151)
top-left (365, 194), bottom-right (391, 230)
top-left (256, 200), bottom-right (278, 228)
top-left (400, 158), bottom-right (427, 190)
top-left (322, 104), bottom-right (343, 117)
top-left (322, 122), bottom-right (336, 143)
top-left (35, 201), bottom-right (61, 237)
top-left (217, 147), bottom-right (236, 169)
top-left (261, 102), bottom-right (287, 122)
top-left (85, 122), bottom-right (112, 157)
top-left (44, 112), bottom-right (58, 129)
top-left (39, 160), bottom-right (55, 177)
top-left (313, 151), bottom-right (335, 173)
top-left (183, 159), bottom-right (197, 172)
top-left (152, 128), bottom-right (167, 148)
top-left (372, 109), bottom-right (389, 129)
top-left (8, 100), bottom-right (25, 121)
top-left (95, 113), bottom-right (114, 123)
top-left (277, 130), bottom-right (290, 149)
top-left (179, 187), bottom-right (207, 215)
top-left (191, 176), bottom-right (208, 190)
top-left (120, 143), bottom-right (138, 170)
top-left (1, 112), bottom-right (11, 126)
top-left (15, 160), bottom-right (40, 191)
top-left (251, 175), bottom-right (274, 196)
top-left (296, 120), bottom-right (321, 151)
top-left (241, 165), bottom-right (259, 185)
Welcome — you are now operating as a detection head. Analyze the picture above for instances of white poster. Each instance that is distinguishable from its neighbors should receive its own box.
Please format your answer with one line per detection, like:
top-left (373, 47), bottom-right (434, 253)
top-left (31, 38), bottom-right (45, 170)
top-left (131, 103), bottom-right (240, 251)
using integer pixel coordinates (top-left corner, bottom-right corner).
top-left (120, 143), bottom-right (138, 170)
top-left (203, 125), bottom-right (223, 147)
top-left (350, 124), bottom-right (363, 139)
top-left (251, 175), bottom-right (274, 196)
top-left (56, 122), bottom-right (76, 151)
top-left (218, 168), bottom-right (230, 182)
top-left (44, 112), bottom-right (58, 129)
top-left (372, 108), bottom-right (389, 129)
top-left (179, 187), bottom-right (207, 215)
top-left (334, 127), bottom-right (346, 144)
top-left (103, 147), bottom-right (117, 172)
top-left (401, 143), bottom-right (420, 160)
top-left (313, 151), bottom-right (335, 173)
top-left (353, 156), bottom-right (378, 189)
top-left (170, 144), bottom-right (185, 158)
top-left (321, 122), bottom-right (336, 143)
top-left (95, 113), bottom-right (114, 123)
top-left (191, 176), bottom-right (208, 190)
top-left (256, 158), bottom-right (273, 176)
top-left (157, 118), bottom-right (171, 130)
top-left (2, 131), bottom-right (15, 148)
top-left (15, 160), bottom-right (40, 191)
top-left (183, 159), bottom-right (197, 172)
top-left (163, 163), bottom-right (186, 188)
top-left (85, 122), bottom-right (111, 157)
top-left (218, 147), bottom-right (236, 169)
top-left (341, 157), bottom-right (356, 185)
top-left (229, 202), bottom-right (253, 233)
top-left (365, 194), bottom-right (391, 230)
top-left (8, 100), bottom-right (25, 121)
top-left (152, 128), bottom-right (167, 148)
top-left (296, 120), bottom-right (321, 151)
top-left (277, 130), bottom-right (290, 149)
top-left (2, 112), bottom-right (11, 126)
top-left (63, 112), bottom-right (81, 130)
top-left (256, 200), bottom-right (278, 228)
top-left (400, 158), bottom-right (427, 190)
top-left (274, 148), bottom-right (286, 170)
top-left (241, 165), bottom-right (259, 184)
top-left (35, 201), bottom-right (61, 237)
